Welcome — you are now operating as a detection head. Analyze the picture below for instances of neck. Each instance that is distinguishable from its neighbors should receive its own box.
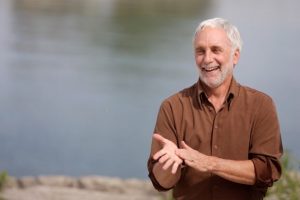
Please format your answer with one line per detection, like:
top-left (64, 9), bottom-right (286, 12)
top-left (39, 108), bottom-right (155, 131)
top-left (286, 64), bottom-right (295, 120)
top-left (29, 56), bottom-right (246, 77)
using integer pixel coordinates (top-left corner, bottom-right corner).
top-left (202, 76), bottom-right (232, 112)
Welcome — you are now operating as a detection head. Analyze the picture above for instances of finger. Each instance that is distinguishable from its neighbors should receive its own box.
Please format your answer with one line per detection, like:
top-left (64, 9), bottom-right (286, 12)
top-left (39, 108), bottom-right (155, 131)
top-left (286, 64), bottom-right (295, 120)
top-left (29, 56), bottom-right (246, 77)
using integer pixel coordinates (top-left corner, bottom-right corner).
top-left (153, 134), bottom-right (166, 145)
top-left (153, 150), bottom-right (166, 160)
top-left (181, 141), bottom-right (194, 151)
top-left (171, 162), bottom-right (179, 174)
top-left (158, 154), bottom-right (170, 164)
top-left (184, 159), bottom-right (196, 168)
top-left (162, 158), bottom-right (174, 170)
top-left (175, 157), bottom-right (183, 165)
top-left (176, 149), bottom-right (190, 160)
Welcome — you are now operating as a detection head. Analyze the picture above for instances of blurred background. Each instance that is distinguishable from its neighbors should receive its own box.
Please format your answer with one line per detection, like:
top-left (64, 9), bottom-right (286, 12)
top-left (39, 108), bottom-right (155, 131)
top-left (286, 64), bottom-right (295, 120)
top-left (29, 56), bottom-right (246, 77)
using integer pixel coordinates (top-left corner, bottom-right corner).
top-left (0, 0), bottom-right (299, 179)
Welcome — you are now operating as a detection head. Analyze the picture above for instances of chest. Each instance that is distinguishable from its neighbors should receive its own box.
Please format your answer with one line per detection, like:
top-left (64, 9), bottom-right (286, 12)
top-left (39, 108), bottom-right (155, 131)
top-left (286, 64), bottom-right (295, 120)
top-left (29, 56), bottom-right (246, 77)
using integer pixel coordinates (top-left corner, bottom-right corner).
top-left (175, 105), bottom-right (254, 160)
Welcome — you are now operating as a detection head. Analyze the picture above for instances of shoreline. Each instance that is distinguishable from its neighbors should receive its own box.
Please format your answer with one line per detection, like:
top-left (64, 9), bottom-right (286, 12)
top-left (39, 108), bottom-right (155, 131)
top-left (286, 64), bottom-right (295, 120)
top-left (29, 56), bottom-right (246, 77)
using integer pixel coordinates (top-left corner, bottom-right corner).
top-left (1, 175), bottom-right (165, 200)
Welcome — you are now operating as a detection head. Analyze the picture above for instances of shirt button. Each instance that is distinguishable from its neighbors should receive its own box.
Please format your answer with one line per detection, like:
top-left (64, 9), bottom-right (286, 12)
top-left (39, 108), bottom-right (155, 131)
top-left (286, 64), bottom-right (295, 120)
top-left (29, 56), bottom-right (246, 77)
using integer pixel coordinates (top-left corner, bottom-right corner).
top-left (214, 145), bottom-right (218, 149)
top-left (214, 125), bottom-right (218, 129)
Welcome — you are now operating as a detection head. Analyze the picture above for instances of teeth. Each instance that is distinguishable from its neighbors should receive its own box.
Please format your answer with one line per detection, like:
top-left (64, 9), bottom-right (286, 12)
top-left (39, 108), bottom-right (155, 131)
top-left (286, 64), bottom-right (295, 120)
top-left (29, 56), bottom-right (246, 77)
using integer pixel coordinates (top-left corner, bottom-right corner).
top-left (206, 68), bottom-right (216, 71)
top-left (203, 66), bottom-right (219, 71)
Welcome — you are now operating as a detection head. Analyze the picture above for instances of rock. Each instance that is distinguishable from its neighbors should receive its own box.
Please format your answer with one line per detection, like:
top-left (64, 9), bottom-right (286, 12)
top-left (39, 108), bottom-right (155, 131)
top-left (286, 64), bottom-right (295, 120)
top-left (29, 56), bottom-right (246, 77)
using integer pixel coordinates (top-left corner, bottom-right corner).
top-left (3, 177), bottom-right (18, 188)
top-left (123, 178), bottom-right (159, 195)
top-left (37, 176), bottom-right (77, 188)
top-left (17, 176), bottom-right (38, 188)
top-left (0, 176), bottom-right (164, 200)
top-left (1, 185), bottom-right (162, 200)
top-left (78, 176), bottom-right (127, 193)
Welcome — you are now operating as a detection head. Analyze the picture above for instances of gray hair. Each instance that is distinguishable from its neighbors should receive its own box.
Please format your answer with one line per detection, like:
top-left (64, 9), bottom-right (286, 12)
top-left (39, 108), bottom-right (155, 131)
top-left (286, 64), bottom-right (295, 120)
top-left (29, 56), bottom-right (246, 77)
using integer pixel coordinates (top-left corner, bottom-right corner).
top-left (194, 18), bottom-right (243, 52)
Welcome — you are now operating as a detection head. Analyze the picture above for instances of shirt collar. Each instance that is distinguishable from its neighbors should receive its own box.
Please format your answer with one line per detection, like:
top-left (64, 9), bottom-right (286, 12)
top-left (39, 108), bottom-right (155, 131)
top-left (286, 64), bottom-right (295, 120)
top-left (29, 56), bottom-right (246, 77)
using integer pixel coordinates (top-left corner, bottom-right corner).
top-left (196, 77), bottom-right (239, 110)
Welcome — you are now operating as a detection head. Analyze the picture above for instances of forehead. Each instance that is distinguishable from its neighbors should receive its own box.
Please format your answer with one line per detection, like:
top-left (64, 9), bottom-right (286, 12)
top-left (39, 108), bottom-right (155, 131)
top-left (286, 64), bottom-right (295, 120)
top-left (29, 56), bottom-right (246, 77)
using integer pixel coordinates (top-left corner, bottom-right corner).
top-left (194, 27), bottom-right (231, 48)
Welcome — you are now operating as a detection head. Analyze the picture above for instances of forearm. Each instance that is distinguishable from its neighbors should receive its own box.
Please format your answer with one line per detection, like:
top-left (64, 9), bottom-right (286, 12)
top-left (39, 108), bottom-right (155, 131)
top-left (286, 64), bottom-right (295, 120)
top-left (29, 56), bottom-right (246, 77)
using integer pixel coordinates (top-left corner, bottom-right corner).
top-left (152, 162), bottom-right (181, 189)
top-left (176, 141), bottom-right (256, 185)
top-left (211, 157), bottom-right (255, 185)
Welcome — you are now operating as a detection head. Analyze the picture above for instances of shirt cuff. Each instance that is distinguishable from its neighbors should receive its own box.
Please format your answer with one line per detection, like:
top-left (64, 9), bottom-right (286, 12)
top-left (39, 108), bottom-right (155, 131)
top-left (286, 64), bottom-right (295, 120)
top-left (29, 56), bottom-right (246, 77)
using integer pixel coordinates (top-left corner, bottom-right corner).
top-left (148, 170), bottom-right (173, 192)
top-left (147, 158), bottom-right (174, 191)
top-left (251, 155), bottom-right (282, 187)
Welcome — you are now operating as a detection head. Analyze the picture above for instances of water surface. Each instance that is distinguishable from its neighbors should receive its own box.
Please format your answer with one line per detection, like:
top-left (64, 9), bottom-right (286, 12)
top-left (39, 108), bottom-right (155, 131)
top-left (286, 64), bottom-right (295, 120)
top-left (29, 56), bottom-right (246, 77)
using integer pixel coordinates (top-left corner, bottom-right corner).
top-left (0, 0), bottom-right (299, 178)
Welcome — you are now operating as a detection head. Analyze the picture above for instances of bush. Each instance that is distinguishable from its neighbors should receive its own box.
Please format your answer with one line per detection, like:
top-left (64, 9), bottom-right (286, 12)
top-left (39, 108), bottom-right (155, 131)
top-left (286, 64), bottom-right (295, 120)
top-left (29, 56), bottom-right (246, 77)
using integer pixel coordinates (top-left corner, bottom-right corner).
top-left (266, 152), bottom-right (300, 200)
top-left (0, 171), bottom-right (8, 191)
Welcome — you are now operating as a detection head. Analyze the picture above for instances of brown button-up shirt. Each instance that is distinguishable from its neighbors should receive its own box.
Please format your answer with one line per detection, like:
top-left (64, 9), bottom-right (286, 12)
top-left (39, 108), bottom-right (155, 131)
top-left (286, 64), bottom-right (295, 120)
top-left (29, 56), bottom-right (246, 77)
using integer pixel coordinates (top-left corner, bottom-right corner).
top-left (148, 78), bottom-right (283, 200)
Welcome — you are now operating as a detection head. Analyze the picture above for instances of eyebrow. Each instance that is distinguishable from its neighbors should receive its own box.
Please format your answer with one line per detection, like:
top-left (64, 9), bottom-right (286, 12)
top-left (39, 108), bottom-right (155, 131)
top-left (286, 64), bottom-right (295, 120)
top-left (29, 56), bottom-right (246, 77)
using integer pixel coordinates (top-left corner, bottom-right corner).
top-left (195, 45), bottom-right (224, 51)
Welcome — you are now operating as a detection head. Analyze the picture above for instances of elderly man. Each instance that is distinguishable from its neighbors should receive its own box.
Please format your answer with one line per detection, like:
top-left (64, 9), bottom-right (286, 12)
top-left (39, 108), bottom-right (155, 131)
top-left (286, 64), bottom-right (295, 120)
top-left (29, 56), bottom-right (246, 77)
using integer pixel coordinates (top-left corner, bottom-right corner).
top-left (147, 18), bottom-right (282, 200)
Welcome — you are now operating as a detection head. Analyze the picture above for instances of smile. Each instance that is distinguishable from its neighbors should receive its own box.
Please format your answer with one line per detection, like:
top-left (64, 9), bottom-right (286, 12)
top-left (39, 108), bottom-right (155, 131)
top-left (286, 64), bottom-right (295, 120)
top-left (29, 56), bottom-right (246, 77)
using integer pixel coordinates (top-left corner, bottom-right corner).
top-left (202, 66), bottom-right (220, 72)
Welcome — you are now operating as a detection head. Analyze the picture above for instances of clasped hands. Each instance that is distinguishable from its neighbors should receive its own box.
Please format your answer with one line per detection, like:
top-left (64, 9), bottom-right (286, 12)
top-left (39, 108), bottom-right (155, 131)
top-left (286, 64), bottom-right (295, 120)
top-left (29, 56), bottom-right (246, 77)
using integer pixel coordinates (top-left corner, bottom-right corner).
top-left (153, 133), bottom-right (216, 174)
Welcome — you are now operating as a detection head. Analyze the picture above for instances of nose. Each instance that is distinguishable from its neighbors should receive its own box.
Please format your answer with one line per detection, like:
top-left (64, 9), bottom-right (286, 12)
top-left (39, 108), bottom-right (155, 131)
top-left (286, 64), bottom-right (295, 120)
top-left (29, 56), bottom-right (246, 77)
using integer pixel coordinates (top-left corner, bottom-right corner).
top-left (203, 51), bottom-right (213, 64)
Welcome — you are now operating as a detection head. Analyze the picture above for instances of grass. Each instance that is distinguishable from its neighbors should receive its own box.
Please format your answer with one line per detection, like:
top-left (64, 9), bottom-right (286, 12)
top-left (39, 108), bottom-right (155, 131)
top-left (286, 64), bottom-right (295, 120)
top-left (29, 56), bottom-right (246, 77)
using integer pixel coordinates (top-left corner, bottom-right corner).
top-left (0, 171), bottom-right (8, 191)
top-left (266, 152), bottom-right (300, 200)
top-left (161, 190), bottom-right (173, 200)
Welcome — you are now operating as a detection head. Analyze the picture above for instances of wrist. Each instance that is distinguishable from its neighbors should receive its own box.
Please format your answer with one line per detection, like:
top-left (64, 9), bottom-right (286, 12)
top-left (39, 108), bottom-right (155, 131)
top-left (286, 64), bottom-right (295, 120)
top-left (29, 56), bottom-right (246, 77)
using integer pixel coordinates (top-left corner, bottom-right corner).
top-left (208, 156), bottom-right (220, 173)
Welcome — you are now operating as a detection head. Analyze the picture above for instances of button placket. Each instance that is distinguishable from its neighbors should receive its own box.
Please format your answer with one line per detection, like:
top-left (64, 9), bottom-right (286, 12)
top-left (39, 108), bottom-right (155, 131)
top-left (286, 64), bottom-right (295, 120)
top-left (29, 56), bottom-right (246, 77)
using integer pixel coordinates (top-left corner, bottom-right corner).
top-left (211, 113), bottom-right (219, 156)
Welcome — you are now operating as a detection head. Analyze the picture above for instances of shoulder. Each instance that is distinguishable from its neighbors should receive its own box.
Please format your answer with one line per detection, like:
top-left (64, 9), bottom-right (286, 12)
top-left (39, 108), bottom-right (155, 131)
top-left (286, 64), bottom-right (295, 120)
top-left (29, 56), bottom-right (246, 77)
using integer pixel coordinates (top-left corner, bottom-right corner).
top-left (238, 84), bottom-right (276, 110)
top-left (239, 84), bottom-right (274, 102)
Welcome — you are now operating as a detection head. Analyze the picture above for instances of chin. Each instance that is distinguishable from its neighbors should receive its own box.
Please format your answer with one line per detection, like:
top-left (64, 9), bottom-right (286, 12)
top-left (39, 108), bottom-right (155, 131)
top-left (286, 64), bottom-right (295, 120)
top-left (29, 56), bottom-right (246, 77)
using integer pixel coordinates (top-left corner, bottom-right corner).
top-left (206, 82), bottom-right (222, 89)
top-left (200, 77), bottom-right (223, 88)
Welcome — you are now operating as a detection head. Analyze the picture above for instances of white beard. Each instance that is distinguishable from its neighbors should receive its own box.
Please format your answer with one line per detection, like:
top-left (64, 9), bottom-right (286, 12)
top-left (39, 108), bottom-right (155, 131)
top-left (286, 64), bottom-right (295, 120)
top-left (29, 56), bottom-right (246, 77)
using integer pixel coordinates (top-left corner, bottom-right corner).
top-left (198, 58), bottom-right (234, 88)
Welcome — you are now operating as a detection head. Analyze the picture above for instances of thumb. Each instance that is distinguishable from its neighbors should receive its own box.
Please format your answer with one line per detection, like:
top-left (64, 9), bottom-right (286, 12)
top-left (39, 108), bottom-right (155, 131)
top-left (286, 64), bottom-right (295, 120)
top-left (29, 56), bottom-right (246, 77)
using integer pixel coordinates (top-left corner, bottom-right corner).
top-left (153, 133), bottom-right (166, 145)
top-left (180, 141), bottom-right (193, 150)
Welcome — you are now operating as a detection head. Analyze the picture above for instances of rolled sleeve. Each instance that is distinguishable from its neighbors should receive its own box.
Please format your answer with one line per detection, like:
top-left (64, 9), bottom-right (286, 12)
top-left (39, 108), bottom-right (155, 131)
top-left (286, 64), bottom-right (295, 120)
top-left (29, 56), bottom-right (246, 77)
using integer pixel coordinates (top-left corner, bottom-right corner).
top-left (148, 153), bottom-right (178, 191)
top-left (251, 154), bottom-right (282, 187)
top-left (147, 100), bottom-right (180, 191)
top-left (249, 96), bottom-right (283, 187)
top-left (147, 159), bottom-right (173, 191)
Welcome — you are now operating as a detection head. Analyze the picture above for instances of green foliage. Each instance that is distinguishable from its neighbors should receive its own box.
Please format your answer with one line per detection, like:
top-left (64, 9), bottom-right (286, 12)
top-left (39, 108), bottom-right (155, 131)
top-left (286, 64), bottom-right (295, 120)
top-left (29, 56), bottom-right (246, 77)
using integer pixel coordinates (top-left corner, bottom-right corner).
top-left (161, 191), bottom-right (174, 200)
top-left (0, 171), bottom-right (8, 191)
top-left (266, 152), bottom-right (300, 200)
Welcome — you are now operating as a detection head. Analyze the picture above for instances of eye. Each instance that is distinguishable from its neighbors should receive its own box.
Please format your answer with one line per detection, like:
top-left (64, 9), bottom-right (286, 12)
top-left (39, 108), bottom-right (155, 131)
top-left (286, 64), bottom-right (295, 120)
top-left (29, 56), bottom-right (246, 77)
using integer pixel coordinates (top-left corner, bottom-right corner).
top-left (195, 48), bottom-right (205, 55)
top-left (212, 47), bottom-right (222, 54)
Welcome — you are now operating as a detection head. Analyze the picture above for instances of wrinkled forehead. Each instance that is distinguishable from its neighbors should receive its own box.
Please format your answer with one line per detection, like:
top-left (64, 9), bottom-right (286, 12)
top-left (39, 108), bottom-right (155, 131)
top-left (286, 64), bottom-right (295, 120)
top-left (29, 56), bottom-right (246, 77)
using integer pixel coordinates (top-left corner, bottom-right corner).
top-left (194, 27), bottom-right (231, 48)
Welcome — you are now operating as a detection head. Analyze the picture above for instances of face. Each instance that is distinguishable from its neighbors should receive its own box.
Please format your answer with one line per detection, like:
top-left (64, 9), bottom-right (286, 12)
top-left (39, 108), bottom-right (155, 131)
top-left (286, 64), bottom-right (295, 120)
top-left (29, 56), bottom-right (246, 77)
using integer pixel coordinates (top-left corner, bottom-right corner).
top-left (194, 27), bottom-right (240, 89)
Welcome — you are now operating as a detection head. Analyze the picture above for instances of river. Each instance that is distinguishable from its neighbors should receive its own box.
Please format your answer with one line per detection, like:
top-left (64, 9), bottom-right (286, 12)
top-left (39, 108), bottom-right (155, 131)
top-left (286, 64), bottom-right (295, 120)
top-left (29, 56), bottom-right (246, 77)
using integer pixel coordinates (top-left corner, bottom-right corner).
top-left (0, 0), bottom-right (299, 178)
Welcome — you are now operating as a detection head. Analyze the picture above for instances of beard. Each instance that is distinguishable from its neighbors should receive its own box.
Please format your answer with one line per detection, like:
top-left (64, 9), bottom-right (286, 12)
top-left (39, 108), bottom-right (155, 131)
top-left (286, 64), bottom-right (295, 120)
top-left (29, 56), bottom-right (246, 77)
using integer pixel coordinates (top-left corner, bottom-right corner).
top-left (198, 61), bottom-right (234, 89)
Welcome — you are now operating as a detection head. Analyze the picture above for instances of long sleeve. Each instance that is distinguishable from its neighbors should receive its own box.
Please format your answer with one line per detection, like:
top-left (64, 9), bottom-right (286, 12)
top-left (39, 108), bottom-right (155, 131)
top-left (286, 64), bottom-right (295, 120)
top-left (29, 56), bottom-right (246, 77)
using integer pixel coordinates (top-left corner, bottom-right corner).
top-left (147, 99), bottom-right (180, 191)
top-left (251, 155), bottom-right (282, 187)
top-left (249, 95), bottom-right (283, 187)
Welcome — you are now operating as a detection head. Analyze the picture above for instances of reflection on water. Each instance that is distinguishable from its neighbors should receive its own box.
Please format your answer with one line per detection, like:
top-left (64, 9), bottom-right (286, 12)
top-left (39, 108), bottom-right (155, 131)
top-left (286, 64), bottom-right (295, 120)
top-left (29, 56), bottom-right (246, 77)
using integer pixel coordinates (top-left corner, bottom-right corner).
top-left (0, 0), bottom-right (299, 178)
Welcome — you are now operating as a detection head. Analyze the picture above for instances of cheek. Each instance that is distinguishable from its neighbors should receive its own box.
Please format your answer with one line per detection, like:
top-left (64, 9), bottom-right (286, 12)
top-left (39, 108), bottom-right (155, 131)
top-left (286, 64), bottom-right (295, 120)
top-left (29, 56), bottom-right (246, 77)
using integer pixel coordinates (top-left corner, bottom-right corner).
top-left (195, 55), bottom-right (203, 65)
top-left (215, 56), bottom-right (227, 65)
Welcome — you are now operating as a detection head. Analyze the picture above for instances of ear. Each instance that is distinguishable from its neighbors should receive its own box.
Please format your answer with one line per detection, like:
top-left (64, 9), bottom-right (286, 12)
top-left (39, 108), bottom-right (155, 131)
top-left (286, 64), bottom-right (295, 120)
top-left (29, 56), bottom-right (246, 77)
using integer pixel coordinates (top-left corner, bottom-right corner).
top-left (232, 49), bottom-right (240, 65)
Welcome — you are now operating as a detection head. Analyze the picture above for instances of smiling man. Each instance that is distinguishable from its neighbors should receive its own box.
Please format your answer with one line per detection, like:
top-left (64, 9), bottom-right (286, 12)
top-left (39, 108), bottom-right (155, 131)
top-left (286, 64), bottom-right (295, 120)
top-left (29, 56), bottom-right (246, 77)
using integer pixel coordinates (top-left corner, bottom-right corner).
top-left (147, 18), bottom-right (283, 200)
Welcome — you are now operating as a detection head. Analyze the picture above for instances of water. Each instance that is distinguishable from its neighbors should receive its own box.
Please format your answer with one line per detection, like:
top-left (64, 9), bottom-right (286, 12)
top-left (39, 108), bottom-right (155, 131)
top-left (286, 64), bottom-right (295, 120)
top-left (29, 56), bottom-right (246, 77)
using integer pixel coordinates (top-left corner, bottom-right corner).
top-left (0, 0), bottom-right (299, 179)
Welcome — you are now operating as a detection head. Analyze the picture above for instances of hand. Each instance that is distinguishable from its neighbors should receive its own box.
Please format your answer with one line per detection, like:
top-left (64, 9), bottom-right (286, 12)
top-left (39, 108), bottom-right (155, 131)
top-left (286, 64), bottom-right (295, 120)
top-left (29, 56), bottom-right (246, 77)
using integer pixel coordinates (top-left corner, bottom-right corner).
top-left (176, 141), bottom-right (216, 172)
top-left (152, 133), bottom-right (183, 174)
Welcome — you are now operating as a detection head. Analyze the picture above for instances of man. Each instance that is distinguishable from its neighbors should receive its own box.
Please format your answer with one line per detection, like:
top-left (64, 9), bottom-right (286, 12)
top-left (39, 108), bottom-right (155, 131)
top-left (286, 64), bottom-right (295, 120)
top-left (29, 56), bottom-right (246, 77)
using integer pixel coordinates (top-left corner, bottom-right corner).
top-left (147, 18), bottom-right (283, 200)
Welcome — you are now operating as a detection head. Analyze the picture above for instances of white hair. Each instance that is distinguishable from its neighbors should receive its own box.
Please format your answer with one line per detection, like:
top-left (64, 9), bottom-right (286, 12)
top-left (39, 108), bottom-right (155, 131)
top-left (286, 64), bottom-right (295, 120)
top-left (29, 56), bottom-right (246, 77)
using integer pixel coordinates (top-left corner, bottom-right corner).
top-left (194, 18), bottom-right (243, 52)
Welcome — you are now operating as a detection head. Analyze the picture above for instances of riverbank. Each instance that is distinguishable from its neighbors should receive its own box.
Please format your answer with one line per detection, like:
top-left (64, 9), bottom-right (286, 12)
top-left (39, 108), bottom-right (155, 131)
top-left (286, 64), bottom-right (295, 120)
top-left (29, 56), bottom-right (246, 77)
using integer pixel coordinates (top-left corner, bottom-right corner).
top-left (0, 175), bottom-right (165, 200)
top-left (1, 172), bottom-right (299, 200)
